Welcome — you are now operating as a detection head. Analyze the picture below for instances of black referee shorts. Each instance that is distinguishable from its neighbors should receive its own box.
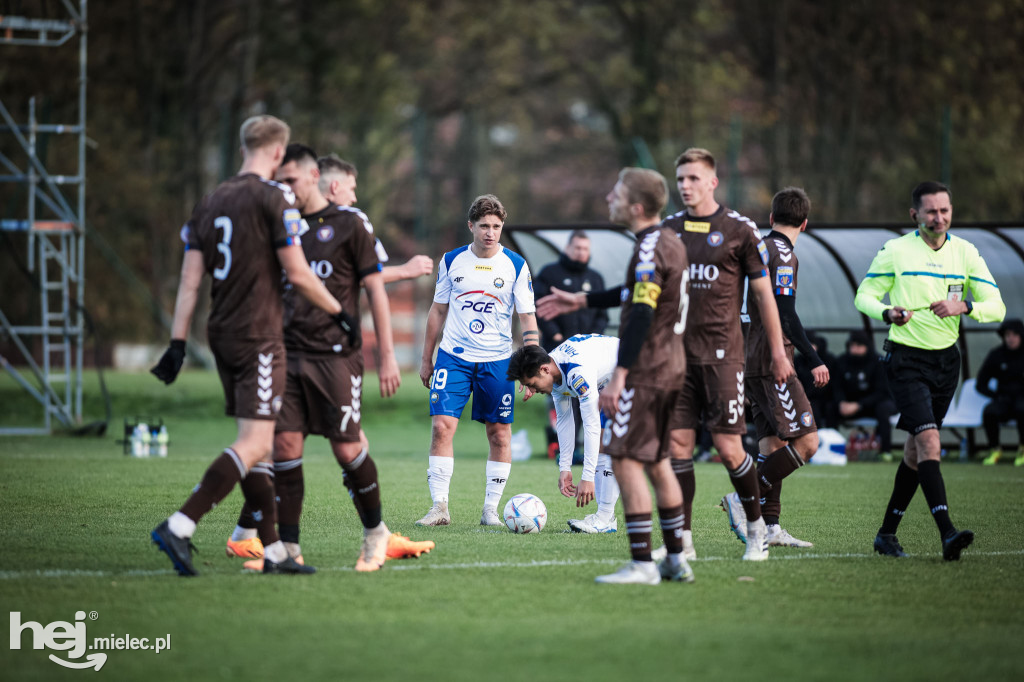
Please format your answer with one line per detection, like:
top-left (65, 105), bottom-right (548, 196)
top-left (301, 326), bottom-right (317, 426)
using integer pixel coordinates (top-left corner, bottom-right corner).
top-left (883, 341), bottom-right (960, 435)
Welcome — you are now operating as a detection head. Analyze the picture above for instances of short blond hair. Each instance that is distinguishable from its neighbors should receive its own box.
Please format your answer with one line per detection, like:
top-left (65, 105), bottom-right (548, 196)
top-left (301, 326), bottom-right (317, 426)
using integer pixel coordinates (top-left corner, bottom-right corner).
top-left (239, 115), bottom-right (290, 153)
top-left (618, 168), bottom-right (668, 219)
top-left (674, 147), bottom-right (716, 171)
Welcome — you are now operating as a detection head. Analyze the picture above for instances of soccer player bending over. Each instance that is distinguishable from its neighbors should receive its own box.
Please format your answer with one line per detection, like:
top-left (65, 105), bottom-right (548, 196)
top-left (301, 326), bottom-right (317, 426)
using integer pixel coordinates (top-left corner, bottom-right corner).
top-left (507, 337), bottom-right (622, 533)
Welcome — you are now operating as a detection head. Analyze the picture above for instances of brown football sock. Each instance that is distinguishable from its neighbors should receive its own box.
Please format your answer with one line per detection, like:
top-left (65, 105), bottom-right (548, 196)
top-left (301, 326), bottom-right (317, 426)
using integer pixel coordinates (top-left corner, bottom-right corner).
top-left (671, 458), bottom-right (695, 531)
top-left (239, 461), bottom-right (279, 546)
top-left (273, 458), bottom-right (304, 544)
top-left (757, 444), bottom-right (804, 491)
top-left (728, 454), bottom-right (762, 519)
top-left (179, 448), bottom-right (246, 523)
top-left (341, 448), bottom-right (382, 529)
top-left (625, 513), bottom-right (653, 562)
top-left (658, 505), bottom-right (685, 555)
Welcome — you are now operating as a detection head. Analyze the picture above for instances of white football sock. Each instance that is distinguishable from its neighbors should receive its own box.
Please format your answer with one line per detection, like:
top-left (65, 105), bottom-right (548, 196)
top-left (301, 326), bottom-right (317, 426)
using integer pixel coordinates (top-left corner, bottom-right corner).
top-left (168, 512), bottom-right (196, 539)
top-left (427, 455), bottom-right (454, 504)
top-left (484, 460), bottom-right (511, 509)
top-left (231, 526), bottom-right (257, 542)
top-left (264, 541), bottom-right (288, 563)
top-left (596, 454), bottom-right (620, 522)
top-left (283, 542), bottom-right (301, 559)
top-left (682, 529), bottom-right (693, 549)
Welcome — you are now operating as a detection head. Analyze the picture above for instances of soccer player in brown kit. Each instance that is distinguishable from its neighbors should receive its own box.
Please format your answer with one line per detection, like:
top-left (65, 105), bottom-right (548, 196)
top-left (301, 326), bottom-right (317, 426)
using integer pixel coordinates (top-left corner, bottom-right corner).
top-left (662, 148), bottom-right (794, 561)
top-left (227, 143), bottom-right (434, 572)
top-left (149, 116), bottom-right (356, 576)
top-left (722, 187), bottom-right (830, 549)
top-left (594, 168), bottom-right (692, 585)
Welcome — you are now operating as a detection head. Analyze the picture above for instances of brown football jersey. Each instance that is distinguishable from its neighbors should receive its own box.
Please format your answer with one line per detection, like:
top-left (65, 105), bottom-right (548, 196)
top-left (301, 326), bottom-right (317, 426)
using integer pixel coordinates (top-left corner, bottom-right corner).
top-left (746, 230), bottom-right (798, 376)
top-left (662, 206), bottom-right (767, 364)
top-left (619, 225), bottom-right (687, 387)
top-left (283, 204), bottom-right (381, 354)
top-left (182, 173), bottom-right (302, 339)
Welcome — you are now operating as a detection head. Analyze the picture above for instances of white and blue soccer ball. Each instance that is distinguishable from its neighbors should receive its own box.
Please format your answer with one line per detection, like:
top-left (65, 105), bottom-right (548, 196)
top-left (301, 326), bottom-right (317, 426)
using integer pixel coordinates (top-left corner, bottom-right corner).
top-left (503, 493), bottom-right (547, 534)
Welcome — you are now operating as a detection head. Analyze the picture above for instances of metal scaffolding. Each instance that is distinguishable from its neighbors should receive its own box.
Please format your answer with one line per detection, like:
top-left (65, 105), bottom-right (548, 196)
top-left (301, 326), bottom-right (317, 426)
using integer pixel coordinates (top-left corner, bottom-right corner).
top-left (0, 0), bottom-right (88, 435)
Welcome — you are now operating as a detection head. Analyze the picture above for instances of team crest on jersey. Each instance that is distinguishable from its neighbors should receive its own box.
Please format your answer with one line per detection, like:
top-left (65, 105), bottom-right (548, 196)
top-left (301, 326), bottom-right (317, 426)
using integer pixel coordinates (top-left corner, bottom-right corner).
top-left (430, 392), bottom-right (439, 403)
top-left (634, 262), bottom-right (656, 282)
top-left (800, 411), bottom-right (813, 427)
top-left (776, 266), bottom-right (794, 288)
top-left (707, 231), bottom-right (723, 247)
top-left (756, 240), bottom-right (769, 265)
top-left (283, 208), bottom-right (303, 236)
top-left (684, 221), bottom-right (710, 233)
top-left (317, 225), bottom-right (334, 242)
top-left (493, 277), bottom-right (505, 289)
top-left (570, 375), bottom-right (589, 396)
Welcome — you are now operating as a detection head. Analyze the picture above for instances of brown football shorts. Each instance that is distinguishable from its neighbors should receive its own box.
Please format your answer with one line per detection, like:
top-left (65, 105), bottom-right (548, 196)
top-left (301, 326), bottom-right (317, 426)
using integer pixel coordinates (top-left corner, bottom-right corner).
top-left (602, 382), bottom-right (680, 463)
top-left (275, 351), bottom-right (365, 441)
top-left (209, 335), bottom-right (286, 420)
top-left (746, 374), bottom-right (816, 441)
top-left (670, 362), bottom-right (747, 435)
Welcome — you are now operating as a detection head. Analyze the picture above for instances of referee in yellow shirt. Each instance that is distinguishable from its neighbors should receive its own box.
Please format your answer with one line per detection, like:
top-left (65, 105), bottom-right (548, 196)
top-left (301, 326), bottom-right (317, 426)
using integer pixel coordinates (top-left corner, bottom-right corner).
top-left (855, 181), bottom-right (1005, 561)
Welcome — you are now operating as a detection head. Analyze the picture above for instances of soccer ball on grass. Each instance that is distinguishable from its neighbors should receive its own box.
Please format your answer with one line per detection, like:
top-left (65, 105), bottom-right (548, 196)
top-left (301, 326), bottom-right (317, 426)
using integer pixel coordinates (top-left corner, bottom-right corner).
top-left (503, 493), bottom-right (547, 534)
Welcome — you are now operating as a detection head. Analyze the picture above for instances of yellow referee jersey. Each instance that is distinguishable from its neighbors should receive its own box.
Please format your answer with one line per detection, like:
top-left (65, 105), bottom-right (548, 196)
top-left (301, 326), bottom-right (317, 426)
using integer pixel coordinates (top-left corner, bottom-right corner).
top-left (854, 230), bottom-right (1005, 350)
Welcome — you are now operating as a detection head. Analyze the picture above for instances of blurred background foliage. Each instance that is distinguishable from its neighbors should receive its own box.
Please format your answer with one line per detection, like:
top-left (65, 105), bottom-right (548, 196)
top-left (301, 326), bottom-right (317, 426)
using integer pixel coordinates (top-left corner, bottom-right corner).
top-left (2, 0), bottom-right (1023, 342)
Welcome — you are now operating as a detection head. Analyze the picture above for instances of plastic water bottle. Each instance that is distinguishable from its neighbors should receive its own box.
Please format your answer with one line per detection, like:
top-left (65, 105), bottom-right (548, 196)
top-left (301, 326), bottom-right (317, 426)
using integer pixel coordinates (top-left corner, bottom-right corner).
top-left (132, 423), bottom-right (150, 457)
top-left (155, 425), bottom-right (169, 457)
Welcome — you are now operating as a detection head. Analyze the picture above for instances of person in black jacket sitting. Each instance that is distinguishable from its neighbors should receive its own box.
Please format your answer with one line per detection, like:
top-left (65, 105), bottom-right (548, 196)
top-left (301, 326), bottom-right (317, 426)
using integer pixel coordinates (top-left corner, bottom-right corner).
top-left (978, 318), bottom-right (1024, 466)
top-left (836, 330), bottom-right (897, 461)
top-left (534, 231), bottom-right (608, 459)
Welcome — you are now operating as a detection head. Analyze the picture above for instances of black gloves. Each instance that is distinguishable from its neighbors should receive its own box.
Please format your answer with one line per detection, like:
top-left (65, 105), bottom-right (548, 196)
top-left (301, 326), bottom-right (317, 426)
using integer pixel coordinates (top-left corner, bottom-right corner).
top-left (151, 339), bottom-right (186, 384)
top-left (333, 310), bottom-right (360, 348)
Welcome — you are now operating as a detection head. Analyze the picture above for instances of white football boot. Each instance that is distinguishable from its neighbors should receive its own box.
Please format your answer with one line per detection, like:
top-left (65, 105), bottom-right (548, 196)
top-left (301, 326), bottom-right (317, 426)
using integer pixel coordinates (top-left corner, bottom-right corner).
top-left (721, 492), bottom-right (748, 543)
top-left (742, 518), bottom-right (770, 561)
top-left (415, 501), bottom-right (450, 527)
top-left (567, 513), bottom-right (618, 534)
top-left (766, 524), bottom-right (813, 548)
top-left (658, 555), bottom-right (695, 583)
top-left (479, 505), bottom-right (502, 526)
top-left (595, 561), bottom-right (661, 585)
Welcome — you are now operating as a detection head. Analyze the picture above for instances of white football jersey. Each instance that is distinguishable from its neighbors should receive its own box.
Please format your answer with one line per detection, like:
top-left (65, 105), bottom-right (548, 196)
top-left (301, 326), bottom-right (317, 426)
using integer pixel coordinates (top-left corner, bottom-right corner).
top-left (434, 245), bottom-right (535, 362)
top-left (549, 334), bottom-right (619, 481)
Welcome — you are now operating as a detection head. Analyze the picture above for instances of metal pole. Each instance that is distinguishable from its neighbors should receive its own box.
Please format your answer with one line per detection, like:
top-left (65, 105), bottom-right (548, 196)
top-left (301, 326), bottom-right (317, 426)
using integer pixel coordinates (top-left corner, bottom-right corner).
top-left (75, 0), bottom-right (87, 422)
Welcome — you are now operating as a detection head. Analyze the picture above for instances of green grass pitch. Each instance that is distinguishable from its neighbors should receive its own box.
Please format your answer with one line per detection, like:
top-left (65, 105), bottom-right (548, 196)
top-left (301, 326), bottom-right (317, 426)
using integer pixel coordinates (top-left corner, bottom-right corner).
top-left (2, 371), bottom-right (1023, 681)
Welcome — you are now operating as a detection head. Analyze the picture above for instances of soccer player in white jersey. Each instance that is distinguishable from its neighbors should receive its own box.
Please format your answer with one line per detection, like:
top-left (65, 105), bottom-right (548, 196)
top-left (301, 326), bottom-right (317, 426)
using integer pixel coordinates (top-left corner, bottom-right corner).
top-left (417, 195), bottom-right (539, 526)
top-left (506, 335), bottom-right (622, 533)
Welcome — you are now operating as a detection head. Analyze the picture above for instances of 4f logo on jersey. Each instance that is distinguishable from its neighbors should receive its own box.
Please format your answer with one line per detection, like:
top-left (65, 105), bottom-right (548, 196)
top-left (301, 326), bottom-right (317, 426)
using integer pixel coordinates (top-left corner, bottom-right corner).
top-left (775, 266), bottom-right (794, 288)
top-left (453, 276), bottom-right (464, 283)
top-left (455, 291), bottom-right (502, 313)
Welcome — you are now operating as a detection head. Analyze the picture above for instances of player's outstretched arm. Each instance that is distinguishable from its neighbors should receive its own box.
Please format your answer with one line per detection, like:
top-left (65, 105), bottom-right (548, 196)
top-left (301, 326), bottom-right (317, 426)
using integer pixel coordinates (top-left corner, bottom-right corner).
top-left (536, 287), bottom-right (585, 320)
top-left (420, 302), bottom-right (448, 387)
top-left (750, 276), bottom-right (794, 385)
top-left (364, 271), bottom-right (401, 398)
top-left (381, 255), bottom-right (434, 284)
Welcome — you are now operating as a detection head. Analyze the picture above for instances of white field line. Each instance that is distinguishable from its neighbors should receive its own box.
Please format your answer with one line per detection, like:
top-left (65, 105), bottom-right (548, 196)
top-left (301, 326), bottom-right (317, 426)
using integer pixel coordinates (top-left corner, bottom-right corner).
top-left (2, 549), bottom-right (1022, 580)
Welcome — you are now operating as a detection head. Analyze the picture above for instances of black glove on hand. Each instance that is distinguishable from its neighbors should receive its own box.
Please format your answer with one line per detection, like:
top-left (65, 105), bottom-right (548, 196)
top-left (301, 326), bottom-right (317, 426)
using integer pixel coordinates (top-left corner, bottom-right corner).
top-left (151, 339), bottom-right (186, 384)
top-left (333, 310), bottom-right (360, 348)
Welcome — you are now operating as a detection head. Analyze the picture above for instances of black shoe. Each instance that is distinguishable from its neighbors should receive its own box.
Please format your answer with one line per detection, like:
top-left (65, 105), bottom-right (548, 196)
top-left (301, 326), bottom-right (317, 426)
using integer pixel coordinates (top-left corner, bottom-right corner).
top-left (263, 555), bottom-right (316, 575)
top-left (151, 520), bottom-right (198, 576)
top-left (942, 529), bottom-right (974, 561)
top-left (873, 532), bottom-right (907, 557)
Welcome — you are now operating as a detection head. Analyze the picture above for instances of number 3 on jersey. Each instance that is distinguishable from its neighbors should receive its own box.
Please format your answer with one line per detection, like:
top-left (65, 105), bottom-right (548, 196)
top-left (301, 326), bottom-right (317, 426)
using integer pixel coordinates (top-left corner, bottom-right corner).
top-left (213, 216), bottom-right (233, 280)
